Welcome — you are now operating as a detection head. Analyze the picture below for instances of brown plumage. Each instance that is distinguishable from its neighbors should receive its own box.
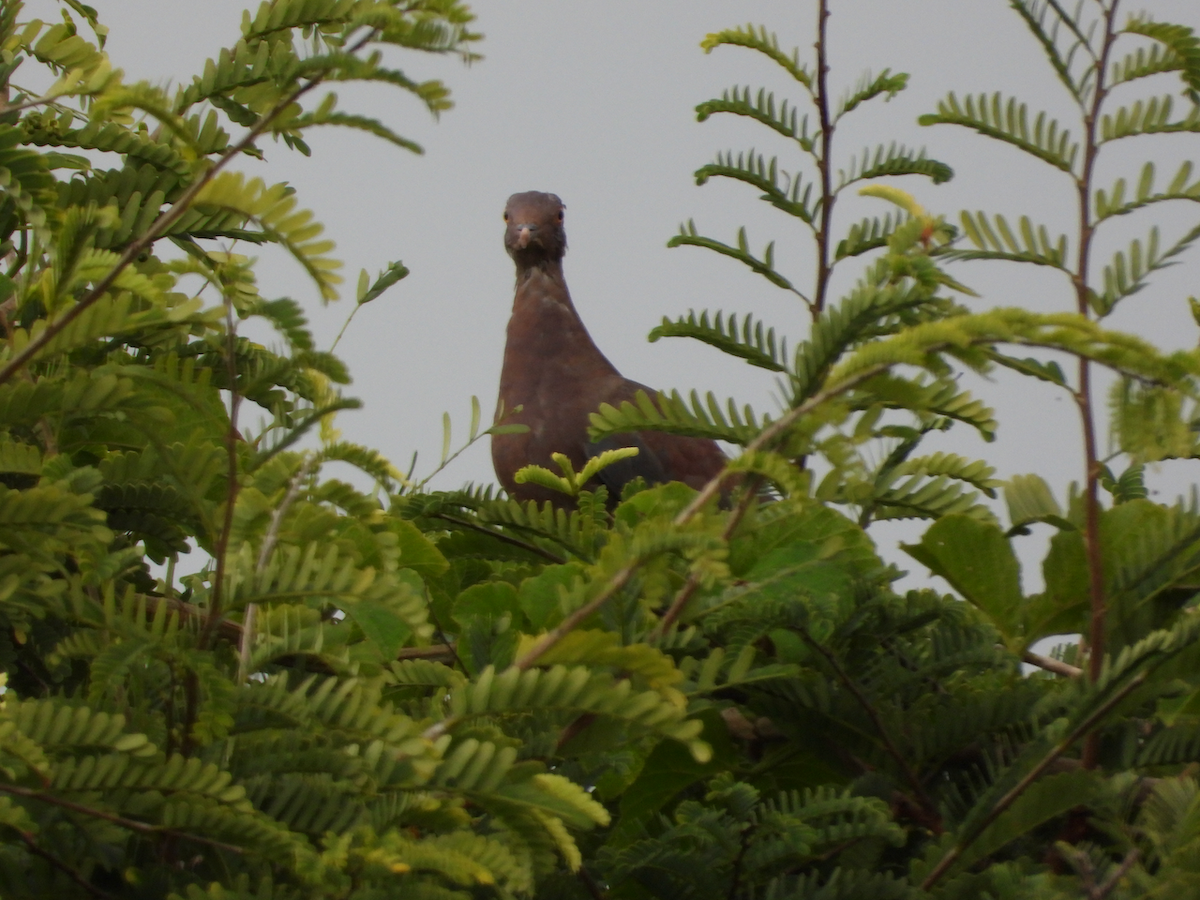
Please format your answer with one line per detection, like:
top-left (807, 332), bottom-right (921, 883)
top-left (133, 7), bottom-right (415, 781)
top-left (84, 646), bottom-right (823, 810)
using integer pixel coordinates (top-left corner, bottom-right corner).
top-left (491, 191), bottom-right (727, 506)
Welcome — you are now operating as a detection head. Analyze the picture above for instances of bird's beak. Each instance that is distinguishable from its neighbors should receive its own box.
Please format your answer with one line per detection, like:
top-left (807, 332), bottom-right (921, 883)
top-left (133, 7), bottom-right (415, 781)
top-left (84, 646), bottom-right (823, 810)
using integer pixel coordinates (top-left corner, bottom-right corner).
top-left (516, 224), bottom-right (535, 249)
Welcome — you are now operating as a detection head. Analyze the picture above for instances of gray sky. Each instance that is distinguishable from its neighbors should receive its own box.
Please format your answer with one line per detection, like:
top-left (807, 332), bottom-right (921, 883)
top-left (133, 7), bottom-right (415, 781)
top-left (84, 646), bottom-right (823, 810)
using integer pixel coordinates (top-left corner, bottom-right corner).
top-left (23, 1), bottom-right (1200, 587)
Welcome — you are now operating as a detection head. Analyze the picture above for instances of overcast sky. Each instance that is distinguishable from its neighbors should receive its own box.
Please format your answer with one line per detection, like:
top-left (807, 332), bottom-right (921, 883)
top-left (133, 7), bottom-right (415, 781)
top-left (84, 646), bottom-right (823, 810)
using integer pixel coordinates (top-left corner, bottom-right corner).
top-left (22, 1), bottom-right (1200, 587)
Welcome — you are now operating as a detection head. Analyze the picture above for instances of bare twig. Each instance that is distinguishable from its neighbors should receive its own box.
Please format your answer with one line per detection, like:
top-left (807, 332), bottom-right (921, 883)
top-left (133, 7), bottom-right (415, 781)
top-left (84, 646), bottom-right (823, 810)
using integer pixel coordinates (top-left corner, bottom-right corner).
top-left (1092, 848), bottom-right (1139, 900)
top-left (238, 456), bottom-right (318, 681)
top-left (256, 456), bottom-right (317, 572)
top-left (674, 364), bottom-right (892, 523)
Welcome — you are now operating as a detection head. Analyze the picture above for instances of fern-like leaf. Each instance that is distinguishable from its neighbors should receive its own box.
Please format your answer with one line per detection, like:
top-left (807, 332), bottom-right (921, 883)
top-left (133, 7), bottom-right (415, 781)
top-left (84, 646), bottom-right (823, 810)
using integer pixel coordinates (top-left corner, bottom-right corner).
top-left (649, 309), bottom-right (788, 372)
top-left (919, 92), bottom-right (1079, 173)
top-left (948, 210), bottom-right (1069, 268)
top-left (669, 220), bottom-right (802, 295)
top-left (700, 25), bottom-right (812, 86)
top-left (837, 142), bottom-right (952, 188)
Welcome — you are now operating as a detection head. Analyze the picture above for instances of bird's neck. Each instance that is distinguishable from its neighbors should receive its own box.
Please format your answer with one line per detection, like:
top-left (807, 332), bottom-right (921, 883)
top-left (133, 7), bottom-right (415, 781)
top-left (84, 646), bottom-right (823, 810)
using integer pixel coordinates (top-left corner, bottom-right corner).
top-left (502, 264), bottom-right (619, 388)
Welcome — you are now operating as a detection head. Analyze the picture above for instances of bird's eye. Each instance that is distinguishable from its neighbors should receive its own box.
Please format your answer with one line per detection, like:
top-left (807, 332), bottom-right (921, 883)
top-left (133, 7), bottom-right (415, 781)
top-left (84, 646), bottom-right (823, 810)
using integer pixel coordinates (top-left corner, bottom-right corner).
top-left (503, 211), bottom-right (509, 221)
top-left (557, 210), bottom-right (564, 221)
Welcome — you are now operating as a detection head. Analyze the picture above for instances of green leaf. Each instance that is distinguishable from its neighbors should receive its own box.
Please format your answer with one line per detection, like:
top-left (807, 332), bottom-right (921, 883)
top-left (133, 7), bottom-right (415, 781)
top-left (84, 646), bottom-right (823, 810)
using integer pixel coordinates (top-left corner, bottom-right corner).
top-left (454, 582), bottom-right (521, 625)
top-left (1100, 96), bottom-right (1200, 142)
top-left (589, 388), bottom-right (767, 447)
top-left (356, 259), bottom-right (409, 305)
top-left (902, 515), bottom-right (1024, 646)
top-left (700, 25), bottom-right (811, 85)
top-left (669, 220), bottom-right (804, 295)
top-left (650, 309), bottom-right (788, 372)
top-left (837, 142), bottom-right (953, 188)
top-left (947, 210), bottom-right (1068, 268)
top-left (696, 86), bottom-right (812, 149)
top-left (920, 92), bottom-right (1078, 172)
top-left (1124, 17), bottom-right (1200, 102)
top-left (837, 68), bottom-right (909, 117)
top-left (344, 597), bottom-right (412, 661)
top-left (518, 564), bottom-right (585, 631)
top-left (1024, 529), bottom-right (1089, 641)
top-left (956, 770), bottom-right (1102, 870)
top-left (612, 709), bottom-right (737, 841)
top-left (1005, 473), bottom-right (1072, 532)
top-left (695, 148), bottom-right (815, 222)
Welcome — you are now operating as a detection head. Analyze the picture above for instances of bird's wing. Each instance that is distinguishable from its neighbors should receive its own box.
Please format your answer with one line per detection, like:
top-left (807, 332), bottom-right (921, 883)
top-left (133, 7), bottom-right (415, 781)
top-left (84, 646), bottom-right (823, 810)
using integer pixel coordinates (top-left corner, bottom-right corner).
top-left (583, 434), bottom-right (667, 498)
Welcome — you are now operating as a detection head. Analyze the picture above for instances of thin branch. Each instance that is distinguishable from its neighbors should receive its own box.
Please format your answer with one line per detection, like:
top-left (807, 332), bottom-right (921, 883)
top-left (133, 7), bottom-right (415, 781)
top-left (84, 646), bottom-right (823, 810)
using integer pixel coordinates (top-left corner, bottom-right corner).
top-left (509, 364), bottom-right (947, 677)
top-left (812, 0), bottom-right (835, 317)
top-left (577, 867), bottom-right (608, 900)
top-left (144, 593), bottom-right (456, 662)
top-left (797, 625), bottom-right (943, 833)
top-left (0, 783), bottom-right (247, 855)
top-left (1022, 648), bottom-right (1083, 678)
top-left (425, 586), bottom-right (469, 675)
top-left (674, 363), bottom-right (893, 523)
top-left (920, 670), bottom-right (1149, 890)
top-left (0, 30), bottom-right (374, 389)
top-left (727, 822), bottom-right (754, 900)
top-left (257, 456), bottom-right (317, 572)
top-left (514, 563), bottom-right (638, 672)
top-left (654, 476), bottom-right (761, 636)
top-left (1045, 0), bottom-right (1102, 65)
top-left (486, 326), bottom-right (1160, 691)
top-left (0, 94), bottom-right (87, 117)
top-left (1091, 848), bottom-right (1139, 900)
top-left (204, 290), bottom-right (242, 649)
top-left (1077, 0), bottom-right (1121, 770)
top-left (396, 644), bottom-right (459, 662)
top-left (429, 512), bottom-right (568, 564)
top-left (17, 830), bottom-right (117, 900)
top-left (239, 457), bottom-right (317, 683)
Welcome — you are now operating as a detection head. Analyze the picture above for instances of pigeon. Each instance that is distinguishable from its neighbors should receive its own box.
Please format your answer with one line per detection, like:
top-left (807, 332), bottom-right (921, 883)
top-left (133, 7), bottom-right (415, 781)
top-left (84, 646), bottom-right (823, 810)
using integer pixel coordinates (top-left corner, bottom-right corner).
top-left (491, 191), bottom-right (727, 506)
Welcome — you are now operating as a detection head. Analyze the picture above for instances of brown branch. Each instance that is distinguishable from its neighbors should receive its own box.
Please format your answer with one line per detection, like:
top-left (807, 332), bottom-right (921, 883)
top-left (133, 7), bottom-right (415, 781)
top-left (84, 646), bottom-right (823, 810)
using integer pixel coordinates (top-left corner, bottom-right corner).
top-left (920, 670), bottom-right (1148, 890)
top-left (496, 366), bottom-right (896, 685)
top-left (204, 291), bottom-right (241, 649)
top-left (812, 0), bottom-right (834, 318)
top-left (1076, 0), bottom-right (1121, 770)
top-left (577, 867), bottom-right (608, 900)
top-left (797, 625), bottom-right (942, 833)
top-left (17, 830), bottom-right (117, 900)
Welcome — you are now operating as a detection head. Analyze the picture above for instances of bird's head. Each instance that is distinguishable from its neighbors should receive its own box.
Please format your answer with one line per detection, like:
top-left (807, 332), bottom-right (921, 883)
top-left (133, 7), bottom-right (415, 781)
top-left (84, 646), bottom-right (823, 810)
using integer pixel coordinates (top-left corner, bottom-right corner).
top-left (504, 191), bottom-right (567, 265)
